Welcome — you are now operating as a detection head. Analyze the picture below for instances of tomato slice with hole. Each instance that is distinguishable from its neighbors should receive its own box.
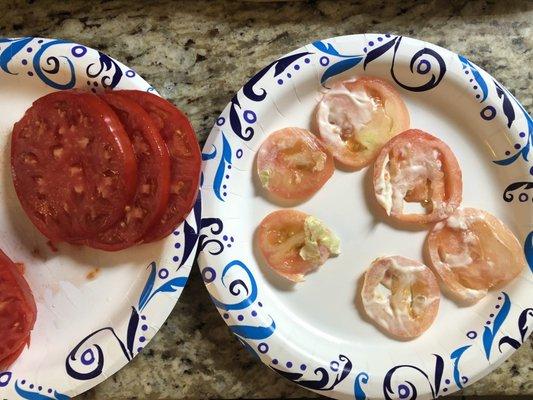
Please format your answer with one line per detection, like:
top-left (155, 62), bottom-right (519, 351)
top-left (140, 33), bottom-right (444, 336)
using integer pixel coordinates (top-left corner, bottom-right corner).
top-left (0, 249), bottom-right (36, 368)
top-left (83, 92), bottom-right (171, 251)
top-left (256, 127), bottom-right (334, 201)
top-left (11, 90), bottom-right (137, 241)
top-left (315, 76), bottom-right (410, 169)
top-left (257, 210), bottom-right (339, 283)
top-left (373, 129), bottom-right (462, 224)
top-left (426, 208), bottom-right (526, 304)
top-left (361, 255), bottom-right (440, 339)
top-left (116, 90), bottom-right (201, 243)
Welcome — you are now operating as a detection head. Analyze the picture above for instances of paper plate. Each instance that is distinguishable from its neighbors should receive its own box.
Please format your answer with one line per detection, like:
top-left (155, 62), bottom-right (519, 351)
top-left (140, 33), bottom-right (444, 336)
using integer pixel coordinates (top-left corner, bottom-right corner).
top-left (0, 37), bottom-right (199, 398)
top-left (198, 34), bottom-right (532, 399)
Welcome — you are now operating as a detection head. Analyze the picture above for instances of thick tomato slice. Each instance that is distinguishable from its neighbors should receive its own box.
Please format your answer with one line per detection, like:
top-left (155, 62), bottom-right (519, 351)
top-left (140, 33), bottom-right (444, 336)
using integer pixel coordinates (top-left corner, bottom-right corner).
top-left (11, 90), bottom-right (137, 241)
top-left (84, 92), bottom-right (171, 251)
top-left (426, 208), bottom-right (526, 304)
top-left (257, 210), bottom-right (340, 282)
top-left (0, 249), bottom-right (37, 369)
top-left (315, 76), bottom-right (409, 169)
top-left (361, 256), bottom-right (440, 339)
top-left (373, 129), bottom-right (462, 224)
top-left (256, 127), bottom-right (334, 201)
top-left (116, 90), bottom-right (201, 243)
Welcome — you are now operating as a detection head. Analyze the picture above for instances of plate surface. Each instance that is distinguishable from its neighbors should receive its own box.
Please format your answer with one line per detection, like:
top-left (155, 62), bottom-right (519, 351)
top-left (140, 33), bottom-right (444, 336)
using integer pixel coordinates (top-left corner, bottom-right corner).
top-left (198, 34), bottom-right (533, 400)
top-left (0, 37), bottom-right (199, 398)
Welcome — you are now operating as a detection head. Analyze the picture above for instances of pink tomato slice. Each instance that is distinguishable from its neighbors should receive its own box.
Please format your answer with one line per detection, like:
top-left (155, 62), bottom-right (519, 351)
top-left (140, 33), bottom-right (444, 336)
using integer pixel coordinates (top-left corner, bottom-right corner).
top-left (315, 76), bottom-right (409, 169)
top-left (373, 129), bottom-right (462, 224)
top-left (426, 208), bottom-right (526, 304)
top-left (257, 209), bottom-right (340, 282)
top-left (361, 255), bottom-right (440, 339)
top-left (257, 127), bottom-right (334, 201)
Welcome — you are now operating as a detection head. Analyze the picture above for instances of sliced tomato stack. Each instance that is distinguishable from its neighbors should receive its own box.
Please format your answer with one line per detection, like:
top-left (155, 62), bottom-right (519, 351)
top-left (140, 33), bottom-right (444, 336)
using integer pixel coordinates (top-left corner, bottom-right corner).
top-left (11, 90), bottom-right (200, 251)
top-left (0, 249), bottom-right (37, 369)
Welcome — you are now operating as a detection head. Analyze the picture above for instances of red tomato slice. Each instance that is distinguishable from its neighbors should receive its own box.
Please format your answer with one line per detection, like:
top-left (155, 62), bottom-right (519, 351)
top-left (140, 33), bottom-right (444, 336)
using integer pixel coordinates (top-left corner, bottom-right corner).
top-left (256, 127), bottom-right (334, 201)
top-left (11, 90), bottom-right (137, 241)
top-left (83, 92), bottom-right (171, 251)
top-left (257, 210), bottom-right (339, 282)
top-left (116, 91), bottom-right (201, 243)
top-left (373, 129), bottom-right (462, 224)
top-left (0, 249), bottom-right (37, 369)
top-left (361, 256), bottom-right (440, 339)
top-left (426, 208), bottom-right (526, 304)
top-left (315, 76), bottom-right (410, 169)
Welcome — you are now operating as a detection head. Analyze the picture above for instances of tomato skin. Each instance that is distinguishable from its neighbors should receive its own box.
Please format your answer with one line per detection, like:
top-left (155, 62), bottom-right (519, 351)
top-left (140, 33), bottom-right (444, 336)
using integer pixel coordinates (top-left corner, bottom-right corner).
top-left (116, 90), bottom-right (201, 243)
top-left (11, 90), bottom-right (137, 241)
top-left (84, 91), bottom-right (171, 251)
top-left (257, 210), bottom-right (330, 282)
top-left (256, 127), bottom-right (335, 201)
top-left (0, 249), bottom-right (36, 369)
top-left (426, 208), bottom-right (526, 304)
top-left (361, 256), bottom-right (440, 339)
top-left (373, 129), bottom-right (462, 224)
top-left (315, 76), bottom-right (410, 169)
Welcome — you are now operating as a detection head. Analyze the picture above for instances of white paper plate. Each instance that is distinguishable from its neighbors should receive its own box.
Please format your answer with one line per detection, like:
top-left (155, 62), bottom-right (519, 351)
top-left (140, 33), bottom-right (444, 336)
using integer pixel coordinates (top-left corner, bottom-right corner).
top-left (0, 37), bottom-right (200, 398)
top-left (198, 34), bottom-right (533, 400)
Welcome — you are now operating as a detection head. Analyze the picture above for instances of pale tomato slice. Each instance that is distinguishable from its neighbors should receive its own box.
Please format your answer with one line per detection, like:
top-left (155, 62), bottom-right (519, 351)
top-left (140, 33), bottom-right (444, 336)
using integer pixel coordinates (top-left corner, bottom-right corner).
top-left (373, 129), bottom-right (462, 224)
top-left (257, 128), bottom-right (334, 201)
top-left (257, 210), bottom-right (340, 282)
top-left (361, 256), bottom-right (440, 339)
top-left (315, 76), bottom-right (409, 169)
top-left (426, 208), bottom-right (526, 304)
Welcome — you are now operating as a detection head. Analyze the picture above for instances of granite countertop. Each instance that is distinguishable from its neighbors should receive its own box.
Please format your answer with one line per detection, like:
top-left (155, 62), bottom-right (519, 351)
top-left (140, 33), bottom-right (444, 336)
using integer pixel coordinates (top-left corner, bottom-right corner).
top-left (1, 0), bottom-right (531, 398)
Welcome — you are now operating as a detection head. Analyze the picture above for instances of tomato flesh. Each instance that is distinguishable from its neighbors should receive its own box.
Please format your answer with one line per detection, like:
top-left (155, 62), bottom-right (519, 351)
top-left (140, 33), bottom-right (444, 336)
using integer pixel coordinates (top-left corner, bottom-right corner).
top-left (117, 91), bottom-right (201, 242)
top-left (315, 76), bottom-right (410, 169)
top-left (11, 90), bottom-right (137, 241)
top-left (361, 255), bottom-right (440, 339)
top-left (257, 127), bottom-right (334, 201)
top-left (84, 92), bottom-right (171, 251)
top-left (257, 210), bottom-right (336, 282)
top-left (426, 208), bottom-right (525, 304)
top-left (0, 249), bottom-right (36, 369)
top-left (373, 129), bottom-right (462, 224)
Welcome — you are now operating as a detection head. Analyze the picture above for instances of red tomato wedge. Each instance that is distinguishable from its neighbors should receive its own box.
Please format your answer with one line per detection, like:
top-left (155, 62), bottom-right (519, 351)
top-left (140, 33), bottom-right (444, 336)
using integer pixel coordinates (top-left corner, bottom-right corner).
top-left (426, 208), bottom-right (526, 304)
top-left (83, 92), bottom-right (171, 251)
top-left (256, 127), bottom-right (334, 201)
top-left (361, 256), bottom-right (440, 339)
top-left (315, 76), bottom-right (410, 169)
top-left (373, 129), bottom-right (462, 224)
top-left (11, 90), bottom-right (137, 241)
top-left (0, 249), bottom-right (37, 369)
top-left (257, 210), bottom-right (340, 282)
top-left (116, 91), bottom-right (201, 243)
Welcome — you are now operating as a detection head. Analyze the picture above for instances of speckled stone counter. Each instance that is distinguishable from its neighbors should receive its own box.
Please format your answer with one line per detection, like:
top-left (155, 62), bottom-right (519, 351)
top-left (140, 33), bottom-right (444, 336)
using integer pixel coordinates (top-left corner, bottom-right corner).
top-left (1, 0), bottom-right (531, 398)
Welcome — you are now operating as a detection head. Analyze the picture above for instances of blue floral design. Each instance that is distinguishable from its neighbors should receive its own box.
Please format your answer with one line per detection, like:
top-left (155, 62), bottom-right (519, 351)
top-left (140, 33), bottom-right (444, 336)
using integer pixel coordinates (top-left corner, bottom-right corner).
top-left (0, 37), bottom-right (140, 91)
top-left (33, 39), bottom-right (76, 90)
top-left (14, 380), bottom-right (70, 400)
top-left (86, 50), bottom-right (123, 89)
top-left (458, 55), bottom-right (488, 102)
top-left (312, 41), bottom-right (363, 85)
top-left (271, 354), bottom-right (352, 391)
top-left (498, 308), bottom-right (533, 352)
top-left (483, 292), bottom-right (511, 360)
top-left (0, 37), bottom-right (33, 73)
top-left (354, 372), bottom-right (369, 400)
top-left (66, 260), bottom-right (191, 381)
top-left (363, 35), bottom-right (446, 92)
top-left (525, 232), bottom-right (533, 273)
top-left (450, 345), bottom-right (470, 389)
top-left (383, 355), bottom-right (443, 399)
top-left (210, 260), bottom-right (258, 311)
